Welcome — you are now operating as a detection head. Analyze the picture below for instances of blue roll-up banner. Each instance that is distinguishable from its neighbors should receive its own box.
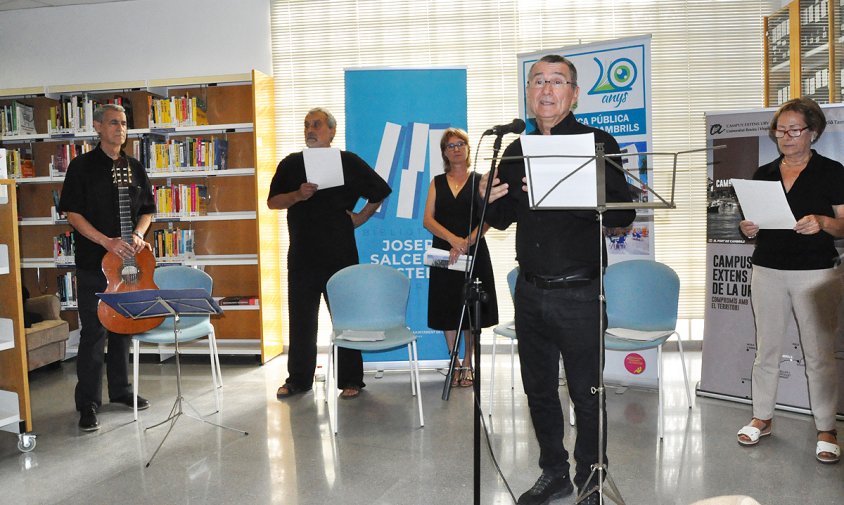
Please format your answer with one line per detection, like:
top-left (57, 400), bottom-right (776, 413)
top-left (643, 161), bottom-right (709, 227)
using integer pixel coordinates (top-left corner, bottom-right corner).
top-left (345, 67), bottom-right (467, 366)
top-left (518, 36), bottom-right (657, 387)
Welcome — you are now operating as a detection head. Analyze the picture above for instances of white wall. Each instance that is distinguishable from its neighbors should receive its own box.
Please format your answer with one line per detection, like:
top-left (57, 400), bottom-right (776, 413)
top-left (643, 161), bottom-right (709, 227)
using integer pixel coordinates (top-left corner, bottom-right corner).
top-left (0, 0), bottom-right (272, 89)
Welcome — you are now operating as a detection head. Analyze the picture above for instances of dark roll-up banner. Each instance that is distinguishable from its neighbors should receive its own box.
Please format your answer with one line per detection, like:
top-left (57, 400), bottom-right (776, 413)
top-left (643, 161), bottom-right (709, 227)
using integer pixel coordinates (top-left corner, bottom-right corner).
top-left (700, 105), bottom-right (844, 417)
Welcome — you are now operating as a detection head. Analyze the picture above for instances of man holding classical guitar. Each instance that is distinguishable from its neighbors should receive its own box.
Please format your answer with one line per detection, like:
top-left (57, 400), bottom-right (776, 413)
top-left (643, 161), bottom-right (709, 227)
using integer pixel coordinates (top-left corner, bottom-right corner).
top-left (59, 103), bottom-right (157, 431)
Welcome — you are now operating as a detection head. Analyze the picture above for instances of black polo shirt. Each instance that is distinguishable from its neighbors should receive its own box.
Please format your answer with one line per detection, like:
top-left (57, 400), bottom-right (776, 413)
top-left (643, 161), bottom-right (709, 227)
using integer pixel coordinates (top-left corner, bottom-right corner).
top-left (751, 150), bottom-right (844, 270)
top-left (58, 144), bottom-right (155, 270)
top-left (267, 150), bottom-right (392, 271)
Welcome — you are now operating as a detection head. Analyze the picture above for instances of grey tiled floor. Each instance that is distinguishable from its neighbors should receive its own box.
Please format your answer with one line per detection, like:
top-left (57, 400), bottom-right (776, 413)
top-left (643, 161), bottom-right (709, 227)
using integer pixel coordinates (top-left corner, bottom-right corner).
top-left (0, 349), bottom-right (841, 504)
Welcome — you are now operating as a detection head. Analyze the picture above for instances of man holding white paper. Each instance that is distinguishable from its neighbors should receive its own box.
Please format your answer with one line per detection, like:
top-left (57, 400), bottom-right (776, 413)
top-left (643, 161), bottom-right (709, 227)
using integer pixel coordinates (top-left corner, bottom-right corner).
top-left (267, 107), bottom-right (391, 400)
top-left (481, 55), bottom-right (635, 505)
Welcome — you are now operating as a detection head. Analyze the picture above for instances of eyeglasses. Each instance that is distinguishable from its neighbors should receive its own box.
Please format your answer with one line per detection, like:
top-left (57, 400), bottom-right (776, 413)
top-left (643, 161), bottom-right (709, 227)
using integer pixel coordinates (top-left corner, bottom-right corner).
top-left (527, 77), bottom-right (576, 89)
top-left (445, 141), bottom-right (467, 150)
top-left (772, 126), bottom-right (810, 138)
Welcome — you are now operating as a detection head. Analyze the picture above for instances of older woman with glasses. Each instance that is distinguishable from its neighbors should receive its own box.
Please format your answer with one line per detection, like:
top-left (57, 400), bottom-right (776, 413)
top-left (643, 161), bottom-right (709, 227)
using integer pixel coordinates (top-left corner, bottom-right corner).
top-left (737, 97), bottom-right (844, 464)
top-left (423, 128), bottom-right (498, 387)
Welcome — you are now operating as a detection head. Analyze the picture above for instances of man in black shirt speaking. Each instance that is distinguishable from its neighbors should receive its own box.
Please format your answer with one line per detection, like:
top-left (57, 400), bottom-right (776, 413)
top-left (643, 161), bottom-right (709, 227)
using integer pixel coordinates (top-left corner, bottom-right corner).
top-left (482, 55), bottom-right (636, 505)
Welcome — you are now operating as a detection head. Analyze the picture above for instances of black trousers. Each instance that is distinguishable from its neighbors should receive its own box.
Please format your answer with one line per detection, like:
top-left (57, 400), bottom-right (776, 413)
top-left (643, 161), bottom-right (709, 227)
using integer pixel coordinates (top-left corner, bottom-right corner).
top-left (286, 268), bottom-right (364, 390)
top-left (74, 268), bottom-right (132, 411)
top-left (514, 274), bottom-right (607, 490)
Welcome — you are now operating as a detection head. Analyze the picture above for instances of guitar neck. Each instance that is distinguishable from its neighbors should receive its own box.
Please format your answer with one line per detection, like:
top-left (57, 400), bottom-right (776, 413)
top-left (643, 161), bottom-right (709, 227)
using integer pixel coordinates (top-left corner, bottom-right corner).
top-left (118, 186), bottom-right (134, 244)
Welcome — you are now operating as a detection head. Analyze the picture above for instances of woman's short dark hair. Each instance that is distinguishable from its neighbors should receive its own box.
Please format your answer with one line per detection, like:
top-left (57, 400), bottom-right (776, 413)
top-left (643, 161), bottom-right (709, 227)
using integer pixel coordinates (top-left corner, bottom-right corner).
top-left (440, 128), bottom-right (471, 173)
top-left (770, 97), bottom-right (826, 143)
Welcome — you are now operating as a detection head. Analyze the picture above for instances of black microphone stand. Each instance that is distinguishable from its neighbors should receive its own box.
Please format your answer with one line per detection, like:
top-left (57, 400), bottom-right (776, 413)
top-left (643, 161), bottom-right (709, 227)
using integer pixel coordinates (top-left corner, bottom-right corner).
top-left (441, 131), bottom-right (505, 505)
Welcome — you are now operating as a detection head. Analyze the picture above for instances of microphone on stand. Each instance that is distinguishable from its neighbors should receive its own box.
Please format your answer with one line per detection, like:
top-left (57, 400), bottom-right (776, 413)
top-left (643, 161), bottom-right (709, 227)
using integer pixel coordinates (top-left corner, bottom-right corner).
top-left (482, 118), bottom-right (526, 136)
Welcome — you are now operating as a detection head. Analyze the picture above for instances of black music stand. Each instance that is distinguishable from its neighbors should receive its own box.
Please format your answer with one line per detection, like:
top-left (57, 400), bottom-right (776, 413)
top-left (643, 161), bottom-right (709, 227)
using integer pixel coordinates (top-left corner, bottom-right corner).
top-left (97, 288), bottom-right (248, 467)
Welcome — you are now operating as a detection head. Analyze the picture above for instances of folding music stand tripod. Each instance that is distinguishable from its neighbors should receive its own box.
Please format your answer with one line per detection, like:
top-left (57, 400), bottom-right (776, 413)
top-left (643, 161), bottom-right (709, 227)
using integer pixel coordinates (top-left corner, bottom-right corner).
top-left (98, 288), bottom-right (248, 467)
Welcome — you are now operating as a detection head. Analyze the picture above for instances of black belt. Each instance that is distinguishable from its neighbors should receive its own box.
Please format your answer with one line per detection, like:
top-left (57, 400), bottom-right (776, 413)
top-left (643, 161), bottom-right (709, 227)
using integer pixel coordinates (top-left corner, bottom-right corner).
top-left (523, 268), bottom-right (599, 290)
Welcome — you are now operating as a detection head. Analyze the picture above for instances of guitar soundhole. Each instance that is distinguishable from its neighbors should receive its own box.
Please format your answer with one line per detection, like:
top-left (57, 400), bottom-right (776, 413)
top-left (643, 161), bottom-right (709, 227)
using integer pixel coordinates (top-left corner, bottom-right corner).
top-left (121, 265), bottom-right (140, 283)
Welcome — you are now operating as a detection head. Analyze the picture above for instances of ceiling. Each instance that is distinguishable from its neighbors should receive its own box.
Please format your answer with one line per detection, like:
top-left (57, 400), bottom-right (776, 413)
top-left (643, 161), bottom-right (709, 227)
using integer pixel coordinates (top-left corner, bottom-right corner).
top-left (0, 0), bottom-right (130, 11)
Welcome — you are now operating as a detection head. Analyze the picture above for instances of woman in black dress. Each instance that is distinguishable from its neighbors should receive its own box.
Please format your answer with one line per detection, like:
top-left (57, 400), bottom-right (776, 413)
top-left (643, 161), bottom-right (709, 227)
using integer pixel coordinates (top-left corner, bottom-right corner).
top-left (423, 128), bottom-right (498, 387)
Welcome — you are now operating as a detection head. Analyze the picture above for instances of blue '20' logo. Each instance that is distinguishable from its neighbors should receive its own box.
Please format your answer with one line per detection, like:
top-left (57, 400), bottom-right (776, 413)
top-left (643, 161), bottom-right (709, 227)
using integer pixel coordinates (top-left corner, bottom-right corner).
top-left (588, 57), bottom-right (637, 108)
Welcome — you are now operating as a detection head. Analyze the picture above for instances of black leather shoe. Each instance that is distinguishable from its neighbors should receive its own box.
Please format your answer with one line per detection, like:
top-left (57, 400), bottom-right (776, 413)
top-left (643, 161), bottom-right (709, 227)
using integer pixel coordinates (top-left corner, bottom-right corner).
top-left (517, 473), bottom-right (573, 505)
top-left (78, 404), bottom-right (99, 432)
top-left (110, 394), bottom-right (150, 410)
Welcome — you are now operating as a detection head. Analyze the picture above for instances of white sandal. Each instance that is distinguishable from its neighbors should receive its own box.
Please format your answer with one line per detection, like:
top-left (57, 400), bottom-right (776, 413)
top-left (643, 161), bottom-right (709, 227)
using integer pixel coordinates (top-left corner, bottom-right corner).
top-left (737, 420), bottom-right (772, 446)
top-left (816, 431), bottom-right (840, 464)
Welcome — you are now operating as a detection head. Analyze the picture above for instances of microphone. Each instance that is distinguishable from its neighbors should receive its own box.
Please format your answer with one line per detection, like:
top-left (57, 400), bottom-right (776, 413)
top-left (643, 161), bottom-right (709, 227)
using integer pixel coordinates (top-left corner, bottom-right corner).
top-left (483, 118), bottom-right (526, 136)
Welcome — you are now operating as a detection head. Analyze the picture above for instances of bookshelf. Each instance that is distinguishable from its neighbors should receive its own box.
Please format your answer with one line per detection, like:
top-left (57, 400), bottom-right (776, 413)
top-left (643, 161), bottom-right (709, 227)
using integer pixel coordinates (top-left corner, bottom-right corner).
top-left (0, 179), bottom-right (33, 444)
top-left (2, 71), bottom-right (283, 364)
top-left (764, 0), bottom-right (842, 106)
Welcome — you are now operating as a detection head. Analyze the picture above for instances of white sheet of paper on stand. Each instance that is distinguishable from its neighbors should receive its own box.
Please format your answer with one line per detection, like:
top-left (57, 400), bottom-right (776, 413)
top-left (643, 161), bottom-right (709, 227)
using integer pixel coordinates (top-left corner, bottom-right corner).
top-left (521, 133), bottom-right (597, 209)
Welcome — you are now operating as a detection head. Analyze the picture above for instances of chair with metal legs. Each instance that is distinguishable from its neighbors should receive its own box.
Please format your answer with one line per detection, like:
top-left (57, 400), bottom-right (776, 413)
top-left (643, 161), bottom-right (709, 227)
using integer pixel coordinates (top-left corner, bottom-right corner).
top-left (603, 259), bottom-right (692, 440)
top-left (325, 264), bottom-right (423, 434)
top-left (131, 265), bottom-right (223, 421)
top-left (489, 267), bottom-right (518, 417)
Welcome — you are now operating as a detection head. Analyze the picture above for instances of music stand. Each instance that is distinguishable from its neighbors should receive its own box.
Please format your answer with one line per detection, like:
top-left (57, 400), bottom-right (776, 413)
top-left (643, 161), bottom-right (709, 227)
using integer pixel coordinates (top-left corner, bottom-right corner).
top-left (496, 144), bottom-right (711, 505)
top-left (97, 288), bottom-right (248, 467)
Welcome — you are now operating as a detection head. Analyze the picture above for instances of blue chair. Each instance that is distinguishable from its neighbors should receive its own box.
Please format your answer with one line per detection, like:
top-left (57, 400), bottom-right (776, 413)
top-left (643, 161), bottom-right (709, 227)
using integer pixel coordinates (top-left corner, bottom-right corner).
top-left (489, 267), bottom-right (518, 416)
top-left (603, 259), bottom-right (692, 440)
top-left (325, 264), bottom-right (423, 434)
top-left (489, 267), bottom-right (573, 425)
top-left (131, 265), bottom-right (222, 421)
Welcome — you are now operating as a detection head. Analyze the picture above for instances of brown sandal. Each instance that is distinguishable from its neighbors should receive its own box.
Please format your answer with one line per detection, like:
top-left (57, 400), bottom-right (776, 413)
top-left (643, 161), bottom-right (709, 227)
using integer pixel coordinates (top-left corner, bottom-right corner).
top-left (459, 368), bottom-right (474, 387)
top-left (451, 367), bottom-right (465, 387)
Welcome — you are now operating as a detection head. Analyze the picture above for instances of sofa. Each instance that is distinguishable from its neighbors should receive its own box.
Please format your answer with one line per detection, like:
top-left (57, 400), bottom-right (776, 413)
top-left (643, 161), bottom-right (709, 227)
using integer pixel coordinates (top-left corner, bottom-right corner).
top-left (24, 294), bottom-right (70, 371)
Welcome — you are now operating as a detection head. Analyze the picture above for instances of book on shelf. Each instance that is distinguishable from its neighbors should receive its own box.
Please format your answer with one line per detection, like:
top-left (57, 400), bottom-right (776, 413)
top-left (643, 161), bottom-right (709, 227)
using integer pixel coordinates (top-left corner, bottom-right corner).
top-left (152, 228), bottom-right (195, 260)
top-left (4, 147), bottom-right (35, 178)
top-left (149, 95), bottom-right (209, 128)
top-left (145, 137), bottom-right (227, 171)
top-left (54, 231), bottom-right (76, 265)
top-left (153, 183), bottom-right (208, 216)
top-left (51, 142), bottom-right (93, 175)
top-left (214, 138), bottom-right (228, 170)
top-left (218, 296), bottom-right (259, 306)
top-left (1, 101), bottom-right (36, 136)
top-left (49, 95), bottom-right (95, 134)
top-left (57, 271), bottom-right (77, 306)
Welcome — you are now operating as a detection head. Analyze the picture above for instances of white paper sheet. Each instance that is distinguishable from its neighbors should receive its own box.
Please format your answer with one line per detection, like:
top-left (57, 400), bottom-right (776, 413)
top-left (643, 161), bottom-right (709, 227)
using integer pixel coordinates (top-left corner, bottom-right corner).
top-left (423, 247), bottom-right (471, 272)
top-left (335, 330), bottom-right (386, 342)
top-left (303, 147), bottom-right (344, 189)
top-left (730, 178), bottom-right (796, 229)
top-left (521, 133), bottom-right (597, 209)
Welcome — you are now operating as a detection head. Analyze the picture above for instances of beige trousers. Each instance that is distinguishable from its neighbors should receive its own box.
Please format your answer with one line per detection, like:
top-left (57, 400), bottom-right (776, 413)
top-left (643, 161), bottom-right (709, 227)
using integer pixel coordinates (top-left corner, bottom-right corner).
top-left (750, 265), bottom-right (841, 431)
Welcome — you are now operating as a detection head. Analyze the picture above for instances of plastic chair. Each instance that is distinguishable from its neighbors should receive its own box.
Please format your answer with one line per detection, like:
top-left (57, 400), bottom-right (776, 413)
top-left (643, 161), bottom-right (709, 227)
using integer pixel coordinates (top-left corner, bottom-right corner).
top-left (325, 264), bottom-right (423, 434)
top-left (489, 267), bottom-right (518, 416)
top-left (131, 265), bottom-right (222, 421)
top-left (603, 259), bottom-right (692, 440)
top-left (488, 267), bottom-right (574, 425)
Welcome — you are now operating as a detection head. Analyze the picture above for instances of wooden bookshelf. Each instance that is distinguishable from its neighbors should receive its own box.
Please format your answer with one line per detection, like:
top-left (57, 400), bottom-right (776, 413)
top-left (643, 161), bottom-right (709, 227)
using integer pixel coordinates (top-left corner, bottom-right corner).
top-left (0, 180), bottom-right (32, 435)
top-left (764, 0), bottom-right (840, 106)
top-left (2, 70), bottom-right (282, 363)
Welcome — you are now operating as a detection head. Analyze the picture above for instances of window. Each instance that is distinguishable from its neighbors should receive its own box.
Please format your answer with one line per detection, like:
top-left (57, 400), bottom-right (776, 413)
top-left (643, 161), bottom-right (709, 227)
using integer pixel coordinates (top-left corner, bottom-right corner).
top-left (271, 0), bottom-right (778, 342)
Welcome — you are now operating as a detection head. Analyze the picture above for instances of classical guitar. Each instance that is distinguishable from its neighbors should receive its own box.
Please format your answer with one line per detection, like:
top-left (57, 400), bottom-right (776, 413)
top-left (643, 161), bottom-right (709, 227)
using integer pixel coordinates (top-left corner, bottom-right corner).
top-left (97, 157), bottom-right (164, 334)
